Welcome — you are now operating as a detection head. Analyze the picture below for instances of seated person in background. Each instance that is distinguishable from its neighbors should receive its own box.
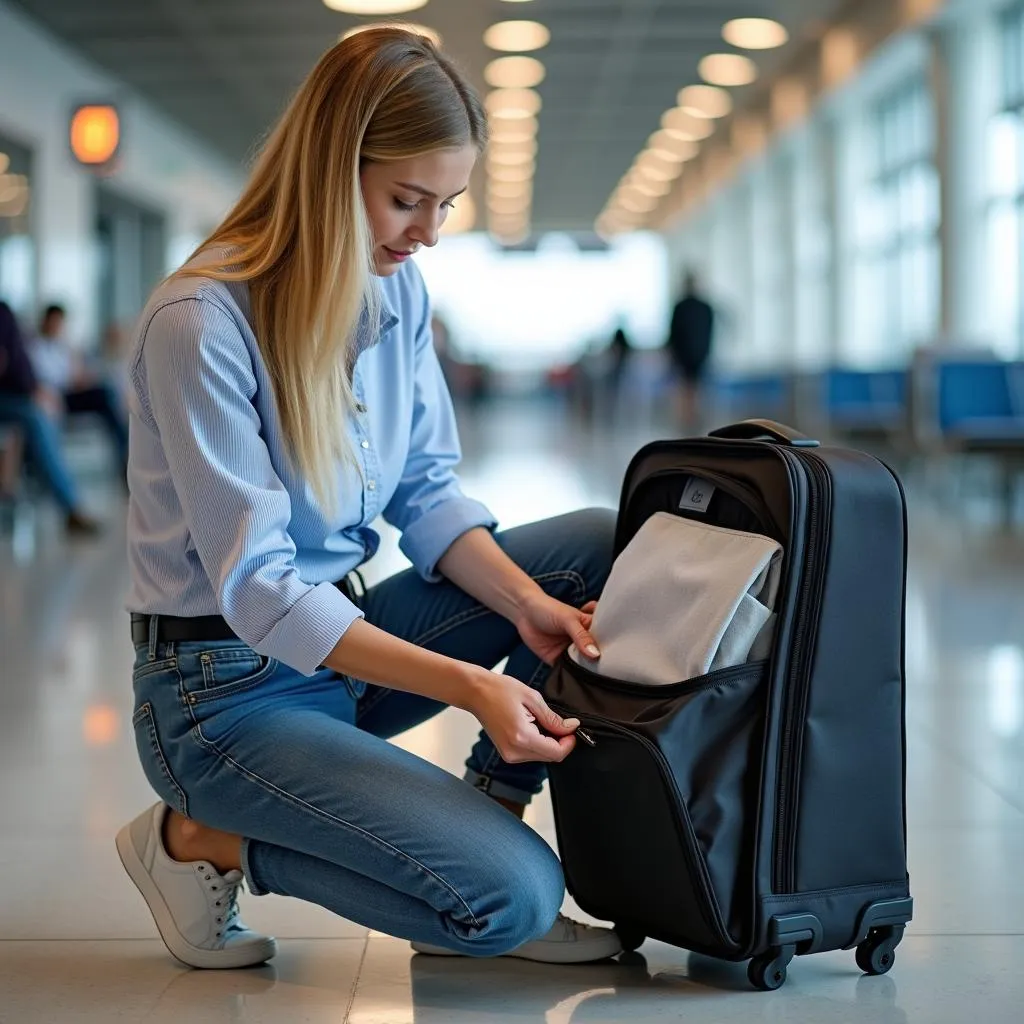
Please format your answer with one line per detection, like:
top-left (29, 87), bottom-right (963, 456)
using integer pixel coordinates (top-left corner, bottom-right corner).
top-left (29, 303), bottom-right (128, 472)
top-left (0, 301), bottom-right (102, 535)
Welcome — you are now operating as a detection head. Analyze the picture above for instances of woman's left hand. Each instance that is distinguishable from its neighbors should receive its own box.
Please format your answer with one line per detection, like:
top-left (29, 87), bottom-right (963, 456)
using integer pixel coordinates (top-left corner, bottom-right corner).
top-left (514, 595), bottom-right (600, 666)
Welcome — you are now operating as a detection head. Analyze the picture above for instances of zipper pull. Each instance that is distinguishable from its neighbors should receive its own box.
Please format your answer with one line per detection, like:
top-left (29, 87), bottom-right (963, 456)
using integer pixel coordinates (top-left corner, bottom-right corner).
top-left (575, 727), bottom-right (597, 748)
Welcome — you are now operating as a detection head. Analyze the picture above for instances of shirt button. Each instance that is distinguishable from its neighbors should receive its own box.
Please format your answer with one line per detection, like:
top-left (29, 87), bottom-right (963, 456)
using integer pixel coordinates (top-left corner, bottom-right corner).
top-left (360, 440), bottom-right (370, 449)
top-left (367, 480), bottom-right (376, 491)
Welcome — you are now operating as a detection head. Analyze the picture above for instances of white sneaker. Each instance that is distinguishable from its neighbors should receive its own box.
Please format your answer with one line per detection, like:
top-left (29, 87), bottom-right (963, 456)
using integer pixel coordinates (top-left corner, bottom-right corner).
top-left (115, 803), bottom-right (277, 969)
top-left (411, 913), bottom-right (624, 964)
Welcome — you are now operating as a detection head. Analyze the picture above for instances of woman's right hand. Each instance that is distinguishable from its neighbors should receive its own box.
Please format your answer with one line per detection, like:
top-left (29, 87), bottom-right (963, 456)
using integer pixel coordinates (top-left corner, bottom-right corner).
top-left (464, 670), bottom-right (580, 764)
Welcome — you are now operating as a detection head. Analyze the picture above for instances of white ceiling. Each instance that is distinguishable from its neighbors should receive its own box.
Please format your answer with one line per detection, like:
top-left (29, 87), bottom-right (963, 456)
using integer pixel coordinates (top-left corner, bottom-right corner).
top-left (8, 0), bottom-right (849, 231)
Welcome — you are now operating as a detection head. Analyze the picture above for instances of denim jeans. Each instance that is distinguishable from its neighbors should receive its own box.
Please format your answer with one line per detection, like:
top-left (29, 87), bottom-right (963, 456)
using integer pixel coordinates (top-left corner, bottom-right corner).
top-left (129, 508), bottom-right (616, 954)
top-left (0, 393), bottom-right (80, 510)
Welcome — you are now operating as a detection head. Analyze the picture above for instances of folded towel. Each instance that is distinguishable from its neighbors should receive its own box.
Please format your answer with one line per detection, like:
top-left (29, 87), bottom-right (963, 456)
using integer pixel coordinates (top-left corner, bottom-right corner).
top-left (571, 512), bottom-right (782, 685)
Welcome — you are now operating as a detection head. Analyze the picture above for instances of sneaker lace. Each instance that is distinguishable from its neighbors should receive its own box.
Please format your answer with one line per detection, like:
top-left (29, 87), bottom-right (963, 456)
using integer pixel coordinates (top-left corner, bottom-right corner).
top-left (196, 864), bottom-right (245, 939)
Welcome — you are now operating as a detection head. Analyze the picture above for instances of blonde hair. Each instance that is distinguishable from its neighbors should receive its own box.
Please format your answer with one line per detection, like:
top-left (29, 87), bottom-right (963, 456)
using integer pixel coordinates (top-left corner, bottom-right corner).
top-left (178, 29), bottom-right (486, 508)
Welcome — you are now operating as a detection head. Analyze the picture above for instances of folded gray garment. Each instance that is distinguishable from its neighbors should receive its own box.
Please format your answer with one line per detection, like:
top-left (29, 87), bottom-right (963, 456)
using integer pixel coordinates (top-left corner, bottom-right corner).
top-left (570, 512), bottom-right (783, 685)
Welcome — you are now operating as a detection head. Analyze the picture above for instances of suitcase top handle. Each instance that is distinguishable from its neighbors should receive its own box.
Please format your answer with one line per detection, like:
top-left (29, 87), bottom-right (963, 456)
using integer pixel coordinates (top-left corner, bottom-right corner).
top-left (709, 419), bottom-right (821, 448)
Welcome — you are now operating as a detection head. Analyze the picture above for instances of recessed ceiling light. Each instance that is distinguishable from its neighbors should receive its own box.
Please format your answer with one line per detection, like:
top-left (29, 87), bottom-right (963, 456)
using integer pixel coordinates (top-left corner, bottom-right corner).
top-left (645, 146), bottom-right (686, 165)
top-left (488, 148), bottom-right (535, 166)
top-left (489, 116), bottom-right (538, 142)
top-left (489, 180), bottom-right (533, 199)
top-left (618, 191), bottom-right (659, 213)
top-left (676, 84), bottom-right (732, 118)
top-left (485, 88), bottom-right (542, 118)
top-left (323, 1), bottom-right (427, 14)
top-left (341, 21), bottom-right (440, 45)
top-left (629, 177), bottom-right (672, 197)
top-left (637, 150), bottom-right (682, 176)
top-left (489, 137), bottom-right (538, 158)
top-left (698, 53), bottom-right (758, 86)
top-left (648, 130), bottom-right (699, 160)
top-left (440, 194), bottom-right (476, 235)
top-left (484, 20), bottom-right (550, 52)
top-left (488, 194), bottom-right (532, 214)
top-left (661, 108), bottom-right (715, 139)
top-left (722, 17), bottom-right (789, 50)
top-left (488, 161), bottom-right (535, 181)
top-left (632, 162), bottom-right (675, 182)
top-left (485, 55), bottom-right (545, 88)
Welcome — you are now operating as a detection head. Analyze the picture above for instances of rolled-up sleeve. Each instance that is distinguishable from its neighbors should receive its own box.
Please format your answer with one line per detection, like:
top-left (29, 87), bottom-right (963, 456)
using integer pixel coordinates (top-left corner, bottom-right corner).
top-left (382, 280), bottom-right (497, 581)
top-left (137, 297), bottom-right (362, 675)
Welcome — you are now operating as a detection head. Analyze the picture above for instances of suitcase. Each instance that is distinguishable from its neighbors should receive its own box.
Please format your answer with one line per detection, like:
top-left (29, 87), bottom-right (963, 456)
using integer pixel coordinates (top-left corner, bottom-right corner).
top-left (546, 419), bottom-right (912, 990)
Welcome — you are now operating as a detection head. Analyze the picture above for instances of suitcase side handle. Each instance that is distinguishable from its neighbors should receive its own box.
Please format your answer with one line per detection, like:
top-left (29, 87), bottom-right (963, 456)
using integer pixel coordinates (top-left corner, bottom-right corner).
top-left (708, 419), bottom-right (820, 448)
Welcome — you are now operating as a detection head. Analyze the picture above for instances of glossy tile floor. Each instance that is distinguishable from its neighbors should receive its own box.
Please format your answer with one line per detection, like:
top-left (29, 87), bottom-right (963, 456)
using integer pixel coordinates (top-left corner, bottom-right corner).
top-left (2, 400), bottom-right (1023, 1023)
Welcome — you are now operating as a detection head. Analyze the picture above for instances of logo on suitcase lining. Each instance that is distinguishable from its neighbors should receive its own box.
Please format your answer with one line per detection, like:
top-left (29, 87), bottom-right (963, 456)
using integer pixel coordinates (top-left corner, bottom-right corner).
top-left (679, 477), bottom-right (716, 513)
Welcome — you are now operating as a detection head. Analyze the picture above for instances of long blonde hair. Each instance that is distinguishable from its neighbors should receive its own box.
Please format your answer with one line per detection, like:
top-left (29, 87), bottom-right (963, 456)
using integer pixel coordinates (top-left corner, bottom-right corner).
top-left (178, 29), bottom-right (486, 508)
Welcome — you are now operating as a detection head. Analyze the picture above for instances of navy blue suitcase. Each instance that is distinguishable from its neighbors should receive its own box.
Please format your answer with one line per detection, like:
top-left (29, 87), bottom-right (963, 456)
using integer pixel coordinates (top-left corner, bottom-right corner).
top-left (546, 420), bottom-right (913, 990)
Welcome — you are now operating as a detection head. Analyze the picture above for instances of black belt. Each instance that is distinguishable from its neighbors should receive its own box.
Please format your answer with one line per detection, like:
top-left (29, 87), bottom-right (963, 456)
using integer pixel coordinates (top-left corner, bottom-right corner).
top-left (130, 612), bottom-right (235, 645)
top-left (131, 574), bottom-right (362, 646)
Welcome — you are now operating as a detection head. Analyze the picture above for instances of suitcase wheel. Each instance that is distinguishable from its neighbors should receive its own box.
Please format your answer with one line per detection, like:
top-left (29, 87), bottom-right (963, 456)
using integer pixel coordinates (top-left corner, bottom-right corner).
top-left (855, 925), bottom-right (904, 976)
top-left (747, 946), bottom-right (794, 991)
top-left (613, 923), bottom-right (646, 952)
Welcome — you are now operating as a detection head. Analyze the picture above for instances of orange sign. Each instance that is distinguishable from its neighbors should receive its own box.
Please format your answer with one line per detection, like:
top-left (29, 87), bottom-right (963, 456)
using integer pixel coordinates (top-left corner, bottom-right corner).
top-left (70, 105), bottom-right (120, 166)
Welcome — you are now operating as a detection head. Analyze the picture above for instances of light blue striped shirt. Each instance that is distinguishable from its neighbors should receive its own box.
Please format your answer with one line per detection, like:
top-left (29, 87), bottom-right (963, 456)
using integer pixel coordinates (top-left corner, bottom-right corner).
top-left (125, 252), bottom-right (497, 675)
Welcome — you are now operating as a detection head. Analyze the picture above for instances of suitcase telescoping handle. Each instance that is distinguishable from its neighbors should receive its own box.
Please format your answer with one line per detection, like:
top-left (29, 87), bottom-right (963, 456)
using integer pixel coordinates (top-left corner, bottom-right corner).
top-left (708, 419), bottom-right (820, 448)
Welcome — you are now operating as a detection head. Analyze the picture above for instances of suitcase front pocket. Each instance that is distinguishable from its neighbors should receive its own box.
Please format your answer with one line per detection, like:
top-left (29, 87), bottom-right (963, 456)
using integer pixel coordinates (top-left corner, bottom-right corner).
top-left (547, 658), bottom-right (767, 954)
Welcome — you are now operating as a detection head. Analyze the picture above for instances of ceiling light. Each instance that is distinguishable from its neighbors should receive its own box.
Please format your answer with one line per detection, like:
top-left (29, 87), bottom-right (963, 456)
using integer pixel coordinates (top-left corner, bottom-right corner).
top-left (488, 161), bottom-right (535, 181)
top-left (485, 55), bottom-right (546, 88)
top-left (489, 137), bottom-right (538, 157)
top-left (629, 177), bottom-right (672, 197)
top-left (648, 130), bottom-right (699, 160)
top-left (644, 146), bottom-right (686, 165)
top-left (484, 20), bottom-right (550, 52)
top-left (698, 53), bottom-right (758, 86)
top-left (489, 116), bottom-right (538, 142)
top-left (440, 194), bottom-right (476, 235)
top-left (722, 17), bottom-right (789, 50)
top-left (485, 88), bottom-right (542, 118)
top-left (661, 108), bottom-right (715, 140)
top-left (488, 148), bottom-right (535, 166)
top-left (323, 1), bottom-right (427, 14)
top-left (632, 161), bottom-right (676, 182)
top-left (341, 21), bottom-right (440, 45)
top-left (618, 192), bottom-right (659, 213)
top-left (488, 195), bottom-right (532, 214)
top-left (676, 84), bottom-right (732, 119)
top-left (489, 180), bottom-right (532, 199)
top-left (637, 151), bottom-right (682, 177)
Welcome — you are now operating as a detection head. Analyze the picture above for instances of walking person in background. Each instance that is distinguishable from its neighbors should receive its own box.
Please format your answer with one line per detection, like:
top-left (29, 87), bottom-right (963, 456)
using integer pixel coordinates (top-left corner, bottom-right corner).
top-left (0, 300), bottom-right (102, 535)
top-left (115, 27), bottom-right (624, 974)
top-left (665, 271), bottom-right (715, 433)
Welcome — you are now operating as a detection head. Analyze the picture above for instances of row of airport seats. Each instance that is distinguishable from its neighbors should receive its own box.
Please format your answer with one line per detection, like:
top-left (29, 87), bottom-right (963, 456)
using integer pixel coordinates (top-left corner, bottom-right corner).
top-left (705, 355), bottom-right (1024, 521)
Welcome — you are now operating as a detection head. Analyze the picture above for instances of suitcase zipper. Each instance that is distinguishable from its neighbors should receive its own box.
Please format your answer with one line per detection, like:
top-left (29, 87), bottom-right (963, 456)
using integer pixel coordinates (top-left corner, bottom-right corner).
top-left (548, 702), bottom-right (737, 950)
top-left (773, 450), bottom-right (831, 893)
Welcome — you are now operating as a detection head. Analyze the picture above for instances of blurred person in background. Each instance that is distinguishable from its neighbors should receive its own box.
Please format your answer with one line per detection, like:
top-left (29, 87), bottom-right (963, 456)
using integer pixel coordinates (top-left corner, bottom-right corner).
top-left (0, 300), bottom-right (103, 535)
top-left (115, 27), bottom-right (624, 977)
top-left (666, 271), bottom-right (715, 433)
top-left (606, 321), bottom-right (633, 420)
top-left (29, 303), bottom-right (129, 474)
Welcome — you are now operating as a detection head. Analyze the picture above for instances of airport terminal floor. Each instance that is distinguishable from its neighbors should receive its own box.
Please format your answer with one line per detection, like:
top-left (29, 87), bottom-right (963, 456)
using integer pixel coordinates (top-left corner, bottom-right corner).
top-left (1, 401), bottom-right (1023, 1023)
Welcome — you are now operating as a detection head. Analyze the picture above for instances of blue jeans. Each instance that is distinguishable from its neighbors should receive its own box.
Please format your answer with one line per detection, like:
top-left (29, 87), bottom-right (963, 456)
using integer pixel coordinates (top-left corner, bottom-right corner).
top-left (129, 508), bottom-right (616, 954)
top-left (0, 393), bottom-right (80, 511)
